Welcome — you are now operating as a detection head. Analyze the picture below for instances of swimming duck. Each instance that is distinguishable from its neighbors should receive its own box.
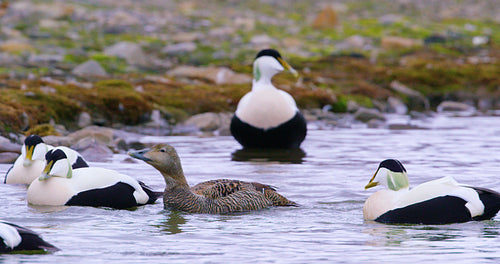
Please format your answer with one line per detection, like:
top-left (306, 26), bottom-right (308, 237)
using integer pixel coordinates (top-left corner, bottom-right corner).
top-left (230, 49), bottom-right (307, 149)
top-left (363, 159), bottom-right (500, 224)
top-left (128, 143), bottom-right (297, 214)
top-left (0, 221), bottom-right (58, 253)
top-left (4, 135), bottom-right (89, 184)
top-left (27, 149), bottom-right (161, 209)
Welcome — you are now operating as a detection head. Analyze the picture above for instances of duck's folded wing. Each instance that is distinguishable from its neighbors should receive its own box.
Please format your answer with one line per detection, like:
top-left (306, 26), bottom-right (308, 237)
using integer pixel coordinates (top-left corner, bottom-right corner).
top-left (193, 180), bottom-right (242, 199)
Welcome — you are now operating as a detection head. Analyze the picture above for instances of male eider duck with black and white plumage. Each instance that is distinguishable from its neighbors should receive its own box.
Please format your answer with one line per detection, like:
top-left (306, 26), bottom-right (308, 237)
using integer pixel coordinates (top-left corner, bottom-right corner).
top-left (363, 159), bottom-right (500, 224)
top-left (0, 221), bottom-right (58, 253)
top-left (4, 135), bottom-right (89, 185)
top-left (230, 49), bottom-right (307, 149)
top-left (27, 148), bottom-right (162, 209)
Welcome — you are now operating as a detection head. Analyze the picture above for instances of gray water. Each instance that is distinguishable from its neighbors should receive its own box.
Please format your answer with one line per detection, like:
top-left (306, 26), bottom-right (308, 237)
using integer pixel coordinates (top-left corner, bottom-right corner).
top-left (2, 114), bottom-right (500, 263)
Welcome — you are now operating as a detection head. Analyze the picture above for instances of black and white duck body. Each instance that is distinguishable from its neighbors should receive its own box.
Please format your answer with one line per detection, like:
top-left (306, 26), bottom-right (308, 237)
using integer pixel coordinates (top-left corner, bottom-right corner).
top-left (0, 221), bottom-right (58, 253)
top-left (230, 49), bottom-right (306, 149)
top-left (5, 135), bottom-right (88, 185)
top-left (27, 149), bottom-right (160, 209)
top-left (363, 159), bottom-right (500, 224)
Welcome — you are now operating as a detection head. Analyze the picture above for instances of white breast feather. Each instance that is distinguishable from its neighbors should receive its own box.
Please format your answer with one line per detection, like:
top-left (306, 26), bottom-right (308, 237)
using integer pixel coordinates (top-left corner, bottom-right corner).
top-left (5, 157), bottom-right (45, 184)
top-left (235, 85), bottom-right (297, 129)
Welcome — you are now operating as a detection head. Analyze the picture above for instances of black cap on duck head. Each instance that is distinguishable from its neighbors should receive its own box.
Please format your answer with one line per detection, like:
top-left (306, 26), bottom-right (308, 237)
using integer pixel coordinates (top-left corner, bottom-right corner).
top-left (379, 159), bottom-right (406, 173)
top-left (25, 135), bottom-right (44, 147)
top-left (255, 49), bottom-right (282, 60)
top-left (45, 149), bottom-right (67, 163)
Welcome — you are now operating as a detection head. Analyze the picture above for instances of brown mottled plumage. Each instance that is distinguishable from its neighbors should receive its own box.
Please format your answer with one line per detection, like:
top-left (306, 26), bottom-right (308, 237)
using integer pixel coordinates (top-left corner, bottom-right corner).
top-left (128, 143), bottom-right (297, 214)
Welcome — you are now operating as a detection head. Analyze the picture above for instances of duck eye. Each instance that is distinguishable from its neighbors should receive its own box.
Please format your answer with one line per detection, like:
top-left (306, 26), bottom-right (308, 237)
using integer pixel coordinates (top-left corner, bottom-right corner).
top-left (160, 149), bottom-right (166, 152)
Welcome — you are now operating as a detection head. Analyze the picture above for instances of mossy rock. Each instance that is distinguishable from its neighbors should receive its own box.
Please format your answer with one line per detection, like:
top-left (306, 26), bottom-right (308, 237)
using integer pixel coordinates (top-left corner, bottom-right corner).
top-left (25, 124), bottom-right (61, 137)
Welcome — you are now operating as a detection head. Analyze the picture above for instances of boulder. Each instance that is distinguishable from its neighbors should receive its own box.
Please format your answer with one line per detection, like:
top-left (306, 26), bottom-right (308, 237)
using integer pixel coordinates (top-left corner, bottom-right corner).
top-left (72, 60), bottom-right (108, 77)
top-left (104, 41), bottom-right (147, 66)
top-left (71, 137), bottom-right (114, 162)
top-left (78, 112), bottom-right (92, 128)
top-left (162, 42), bottom-right (197, 55)
top-left (0, 141), bottom-right (21, 153)
top-left (437, 101), bottom-right (475, 113)
top-left (184, 112), bottom-right (221, 132)
top-left (167, 66), bottom-right (251, 85)
top-left (381, 36), bottom-right (423, 49)
top-left (67, 126), bottom-right (115, 145)
top-left (389, 80), bottom-right (430, 110)
top-left (0, 152), bottom-right (18, 164)
top-left (312, 6), bottom-right (338, 29)
top-left (354, 108), bottom-right (386, 123)
top-left (387, 97), bottom-right (408, 114)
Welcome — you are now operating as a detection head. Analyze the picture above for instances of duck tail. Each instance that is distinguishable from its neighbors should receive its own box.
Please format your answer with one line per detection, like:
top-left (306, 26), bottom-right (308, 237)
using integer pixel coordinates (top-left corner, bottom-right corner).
top-left (471, 187), bottom-right (500, 221)
top-left (263, 189), bottom-right (299, 207)
top-left (139, 181), bottom-right (164, 204)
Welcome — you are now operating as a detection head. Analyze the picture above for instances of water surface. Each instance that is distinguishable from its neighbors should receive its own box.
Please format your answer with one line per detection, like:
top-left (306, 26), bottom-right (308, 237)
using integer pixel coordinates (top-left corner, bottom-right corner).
top-left (1, 114), bottom-right (500, 263)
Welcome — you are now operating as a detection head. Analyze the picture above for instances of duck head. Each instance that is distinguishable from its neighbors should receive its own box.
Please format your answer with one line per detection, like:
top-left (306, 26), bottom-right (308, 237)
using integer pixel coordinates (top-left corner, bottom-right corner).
top-left (128, 143), bottom-right (187, 186)
top-left (39, 149), bottom-right (72, 180)
top-left (22, 135), bottom-right (48, 167)
top-left (253, 49), bottom-right (298, 85)
top-left (365, 159), bottom-right (409, 191)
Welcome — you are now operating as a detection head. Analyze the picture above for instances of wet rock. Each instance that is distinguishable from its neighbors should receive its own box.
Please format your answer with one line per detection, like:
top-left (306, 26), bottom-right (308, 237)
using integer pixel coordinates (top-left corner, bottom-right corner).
top-left (67, 126), bottom-right (115, 146)
top-left (381, 36), bottom-right (423, 49)
top-left (42, 135), bottom-right (73, 147)
top-left (104, 41), bottom-right (148, 66)
top-left (367, 119), bottom-right (385, 128)
top-left (437, 101), bottom-right (475, 113)
top-left (387, 97), bottom-right (408, 114)
top-left (167, 66), bottom-right (251, 85)
top-left (184, 112), bottom-right (222, 132)
top-left (389, 80), bottom-right (430, 110)
top-left (346, 100), bottom-right (361, 113)
top-left (72, 60), bottom-right (108, 77)
top-left (71, 137), bottom-right (114, 162)
top-left (0, 141), bottom-right (21, 153)
top-left (162, 42), bottom-right (197, 55)
top-left (312, 5), bottom-right (338, 29)
top-left (354, 108), bottom-right (386, 123)
top-left (0, 152), bottom-right (18, 164)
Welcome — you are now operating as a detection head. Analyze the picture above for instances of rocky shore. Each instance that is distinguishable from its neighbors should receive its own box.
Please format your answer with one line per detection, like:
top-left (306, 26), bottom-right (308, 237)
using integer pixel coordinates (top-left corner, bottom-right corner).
top-left (0, 0), bottom-right (499, 162)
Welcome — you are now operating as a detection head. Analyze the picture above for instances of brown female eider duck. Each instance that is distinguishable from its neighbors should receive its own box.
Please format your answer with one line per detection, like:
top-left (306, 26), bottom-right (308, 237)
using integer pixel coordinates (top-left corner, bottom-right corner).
top-left (128, 143), bottom-right (297, 213)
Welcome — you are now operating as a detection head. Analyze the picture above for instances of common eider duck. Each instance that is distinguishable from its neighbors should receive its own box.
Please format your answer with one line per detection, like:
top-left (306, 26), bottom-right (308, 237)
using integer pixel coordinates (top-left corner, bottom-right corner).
top-left (27, 149), bottom-right (161, 209)
top-left (4, 135), bottom-right (89, 184)
top-left (128, 143), bottom-right (297, 214)
top-left (230, 49), bottom-right (307, 149)
top-left (363, 159), bottom-right (500, 224)
top-left (0, 221), bottom-right (58, 253)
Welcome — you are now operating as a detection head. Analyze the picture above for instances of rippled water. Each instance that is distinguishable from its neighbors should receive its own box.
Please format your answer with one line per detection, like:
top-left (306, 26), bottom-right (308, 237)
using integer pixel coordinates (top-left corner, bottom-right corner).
top-left (2, 114), bottom-right (500, 263)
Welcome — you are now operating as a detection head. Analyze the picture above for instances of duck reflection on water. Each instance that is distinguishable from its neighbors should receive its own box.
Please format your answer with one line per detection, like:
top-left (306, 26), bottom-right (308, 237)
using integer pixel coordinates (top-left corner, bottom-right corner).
top-left (231, 148), bottom-right (306, 164)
